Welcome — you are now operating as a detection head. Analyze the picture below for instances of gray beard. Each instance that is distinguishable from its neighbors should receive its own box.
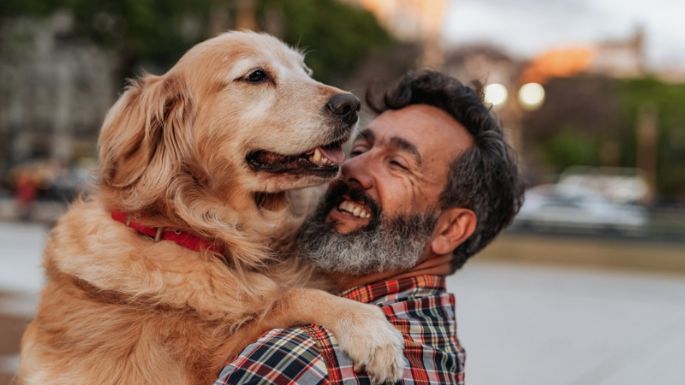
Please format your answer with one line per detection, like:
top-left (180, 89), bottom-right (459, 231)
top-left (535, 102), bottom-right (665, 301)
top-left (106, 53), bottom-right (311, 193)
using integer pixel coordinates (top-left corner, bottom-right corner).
top-left (296, 212), bottom-right (438, 275)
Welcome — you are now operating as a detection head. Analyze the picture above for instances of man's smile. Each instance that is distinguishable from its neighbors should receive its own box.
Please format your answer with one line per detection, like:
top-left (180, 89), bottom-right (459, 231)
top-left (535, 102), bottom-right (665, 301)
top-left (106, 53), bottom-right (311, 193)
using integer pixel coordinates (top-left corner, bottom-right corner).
top-left (327, 196), bottom-right (373, 232)
top-left (338, 199), bottom-right (371, 219)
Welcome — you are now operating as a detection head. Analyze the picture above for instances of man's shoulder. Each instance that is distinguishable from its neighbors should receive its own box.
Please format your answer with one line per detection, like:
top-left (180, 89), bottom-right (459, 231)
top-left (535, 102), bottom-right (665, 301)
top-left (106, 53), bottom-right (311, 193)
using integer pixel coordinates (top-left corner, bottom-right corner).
top-left (216, 276), bottom-right (464, 384)
top-left (214, 327), bottom-right (329, 385)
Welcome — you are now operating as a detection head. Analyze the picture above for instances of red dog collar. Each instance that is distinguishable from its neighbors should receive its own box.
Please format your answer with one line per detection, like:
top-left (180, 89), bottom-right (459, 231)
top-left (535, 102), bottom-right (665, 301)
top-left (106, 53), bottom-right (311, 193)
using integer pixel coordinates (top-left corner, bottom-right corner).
top-left (111, 211), bottom-right (222, 255)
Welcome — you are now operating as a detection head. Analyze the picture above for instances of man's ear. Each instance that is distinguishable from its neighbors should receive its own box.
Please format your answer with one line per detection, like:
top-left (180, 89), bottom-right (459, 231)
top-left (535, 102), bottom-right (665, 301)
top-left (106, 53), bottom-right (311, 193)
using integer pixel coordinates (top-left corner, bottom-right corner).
top-left (430, 207), bottom-right (477, 256)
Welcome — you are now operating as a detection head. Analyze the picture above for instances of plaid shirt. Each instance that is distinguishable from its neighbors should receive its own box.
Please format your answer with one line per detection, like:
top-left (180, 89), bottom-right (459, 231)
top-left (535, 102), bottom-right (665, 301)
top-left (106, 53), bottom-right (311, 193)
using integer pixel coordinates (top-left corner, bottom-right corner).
top-left (214, 275), bottom-right (465, 385)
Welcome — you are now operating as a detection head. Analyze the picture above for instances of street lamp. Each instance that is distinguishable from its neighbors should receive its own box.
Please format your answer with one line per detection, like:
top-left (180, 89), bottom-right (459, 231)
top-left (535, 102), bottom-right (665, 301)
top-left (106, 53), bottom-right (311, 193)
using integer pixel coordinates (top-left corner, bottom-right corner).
top-left (484, 83), bottom-right (508, 107)
top-left (484, 82), bottom-right (546, 112)
top-left (518, 82), bottom-right (545, 111)
top-left (483, 82), bottom-right (546, 154)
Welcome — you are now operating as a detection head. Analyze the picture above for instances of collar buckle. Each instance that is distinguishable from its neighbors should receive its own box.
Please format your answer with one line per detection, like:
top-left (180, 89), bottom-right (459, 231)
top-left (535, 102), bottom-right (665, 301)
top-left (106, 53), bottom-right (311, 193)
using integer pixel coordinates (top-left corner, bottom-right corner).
top-left (154, 227), bottom-right (164, 242)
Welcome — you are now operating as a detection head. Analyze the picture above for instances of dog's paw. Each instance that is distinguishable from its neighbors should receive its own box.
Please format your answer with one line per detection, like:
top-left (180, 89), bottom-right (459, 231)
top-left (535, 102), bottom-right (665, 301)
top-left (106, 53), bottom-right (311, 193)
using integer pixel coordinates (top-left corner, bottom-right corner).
top-left (334, 304), bottom-right (405, 384)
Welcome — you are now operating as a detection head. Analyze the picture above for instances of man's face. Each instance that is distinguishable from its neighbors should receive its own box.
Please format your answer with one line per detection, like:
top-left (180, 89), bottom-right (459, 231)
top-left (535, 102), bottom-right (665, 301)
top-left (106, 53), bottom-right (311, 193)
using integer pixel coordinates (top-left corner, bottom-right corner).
top-left (296, 104), bottom-right (474, 274)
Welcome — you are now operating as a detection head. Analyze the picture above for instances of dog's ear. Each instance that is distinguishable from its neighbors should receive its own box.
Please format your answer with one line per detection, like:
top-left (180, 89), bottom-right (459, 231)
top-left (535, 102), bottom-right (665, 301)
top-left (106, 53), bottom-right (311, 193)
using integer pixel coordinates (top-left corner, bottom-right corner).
top-left (98, 73), bottom-right (194, 208)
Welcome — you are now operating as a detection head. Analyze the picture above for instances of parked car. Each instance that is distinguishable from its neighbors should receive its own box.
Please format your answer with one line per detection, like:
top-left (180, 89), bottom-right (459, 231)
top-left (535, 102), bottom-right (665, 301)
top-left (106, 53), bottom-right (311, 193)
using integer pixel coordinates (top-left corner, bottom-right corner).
top-left (514, 184), bottom-right (648, 232)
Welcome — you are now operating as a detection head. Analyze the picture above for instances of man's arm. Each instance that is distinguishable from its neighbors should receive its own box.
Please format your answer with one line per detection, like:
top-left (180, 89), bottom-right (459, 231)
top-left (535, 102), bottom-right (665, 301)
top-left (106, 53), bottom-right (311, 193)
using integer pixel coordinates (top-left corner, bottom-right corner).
top-left (214, 328), bottom-right (328, 385)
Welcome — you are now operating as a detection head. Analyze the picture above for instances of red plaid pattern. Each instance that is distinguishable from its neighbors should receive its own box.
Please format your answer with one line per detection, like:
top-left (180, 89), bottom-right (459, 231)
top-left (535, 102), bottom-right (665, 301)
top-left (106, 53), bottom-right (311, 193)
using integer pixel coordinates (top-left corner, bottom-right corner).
top-left (215, 275), bottom-right (465, 385)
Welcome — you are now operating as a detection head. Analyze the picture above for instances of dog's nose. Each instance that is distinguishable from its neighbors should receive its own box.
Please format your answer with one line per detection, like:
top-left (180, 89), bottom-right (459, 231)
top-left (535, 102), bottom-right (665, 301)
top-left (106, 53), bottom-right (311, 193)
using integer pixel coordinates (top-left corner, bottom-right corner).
top-left (326, 93), bottom-right (361, 125)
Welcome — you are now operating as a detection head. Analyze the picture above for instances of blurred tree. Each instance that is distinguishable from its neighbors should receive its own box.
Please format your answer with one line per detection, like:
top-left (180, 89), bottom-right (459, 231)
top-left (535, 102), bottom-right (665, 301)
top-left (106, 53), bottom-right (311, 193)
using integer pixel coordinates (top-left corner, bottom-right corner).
top-left (522, 75), bottom-right (620, 175)
top-left (521, 74), bottom-right (685, 202)
top-left (1, 0), bottom-right (395, 85)
top-left (256, 0), bottom-right (396, 84)
top-left (540, 126), bottom-right (600, 172)
top-left (619, 77), bottom-right (685, 202)
top-left (1, 0), bottom-right (215, 82)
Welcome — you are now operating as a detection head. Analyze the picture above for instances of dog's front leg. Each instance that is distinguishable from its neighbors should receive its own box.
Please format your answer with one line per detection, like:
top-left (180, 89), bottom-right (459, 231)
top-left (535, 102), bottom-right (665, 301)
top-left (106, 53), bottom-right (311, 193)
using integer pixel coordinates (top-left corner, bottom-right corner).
top-left (221, 287), bottom-right (405, 384)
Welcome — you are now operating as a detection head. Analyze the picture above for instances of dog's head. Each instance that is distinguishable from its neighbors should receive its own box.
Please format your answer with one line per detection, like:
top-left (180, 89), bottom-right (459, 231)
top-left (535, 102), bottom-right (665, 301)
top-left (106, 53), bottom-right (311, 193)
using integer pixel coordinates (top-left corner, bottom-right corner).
top-left (98, 31), bottom-right (358, 221)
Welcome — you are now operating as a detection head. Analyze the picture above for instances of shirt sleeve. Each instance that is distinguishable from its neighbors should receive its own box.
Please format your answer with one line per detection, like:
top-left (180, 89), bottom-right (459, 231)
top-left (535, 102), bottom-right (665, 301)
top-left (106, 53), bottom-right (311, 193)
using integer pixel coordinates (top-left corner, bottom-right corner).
top-left (213, 327), bottom-right (329, 385)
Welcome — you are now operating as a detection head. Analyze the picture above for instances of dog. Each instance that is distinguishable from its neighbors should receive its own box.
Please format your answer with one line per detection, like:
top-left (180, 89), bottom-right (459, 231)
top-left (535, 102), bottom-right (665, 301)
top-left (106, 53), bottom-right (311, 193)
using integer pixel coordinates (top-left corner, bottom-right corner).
top-left (17, 31), bottom-right (404, 385)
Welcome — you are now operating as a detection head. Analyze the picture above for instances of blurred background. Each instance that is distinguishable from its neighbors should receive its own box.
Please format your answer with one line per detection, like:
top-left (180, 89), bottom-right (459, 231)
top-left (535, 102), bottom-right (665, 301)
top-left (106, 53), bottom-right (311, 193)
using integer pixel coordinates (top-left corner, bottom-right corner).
top-left (0, 0), bottom-right (684, 384)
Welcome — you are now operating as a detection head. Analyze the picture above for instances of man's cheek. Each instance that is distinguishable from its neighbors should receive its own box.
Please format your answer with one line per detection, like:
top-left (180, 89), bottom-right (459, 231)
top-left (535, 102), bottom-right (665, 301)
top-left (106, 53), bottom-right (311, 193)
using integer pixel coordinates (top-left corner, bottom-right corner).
top-left (394, 189), bottom-right (431, 215)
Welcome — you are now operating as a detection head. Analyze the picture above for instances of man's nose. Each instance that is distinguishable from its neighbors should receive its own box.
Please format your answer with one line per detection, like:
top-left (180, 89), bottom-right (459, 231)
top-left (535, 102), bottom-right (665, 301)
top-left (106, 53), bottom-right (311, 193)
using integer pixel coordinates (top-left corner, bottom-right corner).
top-left (341, 152), bottom-right (373, 190)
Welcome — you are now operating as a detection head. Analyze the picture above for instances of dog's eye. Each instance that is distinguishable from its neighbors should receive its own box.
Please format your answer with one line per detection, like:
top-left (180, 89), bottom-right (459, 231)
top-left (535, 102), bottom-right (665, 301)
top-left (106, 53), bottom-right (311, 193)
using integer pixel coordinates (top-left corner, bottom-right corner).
top-left (245, 69), bottom-right (269, 83)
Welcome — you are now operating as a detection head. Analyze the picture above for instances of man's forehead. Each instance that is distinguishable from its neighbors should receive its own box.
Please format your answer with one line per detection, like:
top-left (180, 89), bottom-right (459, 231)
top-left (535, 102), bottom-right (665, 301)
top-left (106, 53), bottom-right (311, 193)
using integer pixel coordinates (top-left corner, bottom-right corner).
top-left (362, 104), bottom-right (474, 156)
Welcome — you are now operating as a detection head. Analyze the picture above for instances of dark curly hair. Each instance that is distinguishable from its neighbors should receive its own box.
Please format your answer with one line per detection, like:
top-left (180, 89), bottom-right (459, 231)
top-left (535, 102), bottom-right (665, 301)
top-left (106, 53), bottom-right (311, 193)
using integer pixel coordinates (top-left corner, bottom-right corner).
top-left (366, 70), bottom-right (524, 271)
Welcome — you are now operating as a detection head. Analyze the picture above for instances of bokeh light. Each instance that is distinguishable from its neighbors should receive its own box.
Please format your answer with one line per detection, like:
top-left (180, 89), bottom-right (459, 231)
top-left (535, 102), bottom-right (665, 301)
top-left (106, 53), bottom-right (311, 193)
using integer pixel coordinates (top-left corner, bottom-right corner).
top-left (518, 82), bottom-right (545, 110)
top-left (484, 83), bottom-right (508, 107)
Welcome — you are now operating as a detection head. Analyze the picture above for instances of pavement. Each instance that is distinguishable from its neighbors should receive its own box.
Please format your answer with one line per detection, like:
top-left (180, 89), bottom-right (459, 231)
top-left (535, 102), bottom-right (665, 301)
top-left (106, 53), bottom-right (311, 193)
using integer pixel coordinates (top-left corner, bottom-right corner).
top-left (447, 261), bottom-right (685, 385)
top-left (0, 222), bottom-right (45, 385)
top-left (1, 222), bottom-right (684, 385)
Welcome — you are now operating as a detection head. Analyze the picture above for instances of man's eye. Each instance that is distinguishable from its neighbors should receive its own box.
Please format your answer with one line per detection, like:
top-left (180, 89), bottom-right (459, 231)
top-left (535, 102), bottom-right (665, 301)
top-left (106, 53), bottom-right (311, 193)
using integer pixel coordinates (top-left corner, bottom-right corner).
top-left (389, 159), bottom-right (408, 170)
top-left (245, 69), bottom-right (269, 83)
top-left (350, 148), bottom-right (365, 157)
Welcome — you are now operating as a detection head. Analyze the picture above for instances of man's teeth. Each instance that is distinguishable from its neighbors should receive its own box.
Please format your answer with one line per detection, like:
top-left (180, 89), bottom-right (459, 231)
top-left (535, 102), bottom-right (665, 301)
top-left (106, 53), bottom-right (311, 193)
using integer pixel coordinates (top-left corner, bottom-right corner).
top-left (338, 200), bottom-right (371, 219)
top-left (309, 148), bottom-right (335, 166)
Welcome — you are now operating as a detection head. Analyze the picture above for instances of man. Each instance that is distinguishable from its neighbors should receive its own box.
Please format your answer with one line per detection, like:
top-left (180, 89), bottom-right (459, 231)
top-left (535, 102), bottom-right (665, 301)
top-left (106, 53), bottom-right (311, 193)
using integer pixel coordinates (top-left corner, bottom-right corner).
top-left (215, 70), bottom-right (523, 384)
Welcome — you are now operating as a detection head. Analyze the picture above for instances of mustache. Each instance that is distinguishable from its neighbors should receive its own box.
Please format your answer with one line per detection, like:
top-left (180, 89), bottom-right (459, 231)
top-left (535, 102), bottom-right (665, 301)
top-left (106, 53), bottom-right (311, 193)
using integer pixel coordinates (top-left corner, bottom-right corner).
top-left (296, 183), bottom-right (440, 274)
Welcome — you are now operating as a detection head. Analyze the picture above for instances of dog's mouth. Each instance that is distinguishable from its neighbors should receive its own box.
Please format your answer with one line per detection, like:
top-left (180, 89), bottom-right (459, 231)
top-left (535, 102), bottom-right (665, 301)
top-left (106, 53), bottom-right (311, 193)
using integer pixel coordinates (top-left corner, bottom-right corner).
top-left (246, 136), bottom-right (348, 176)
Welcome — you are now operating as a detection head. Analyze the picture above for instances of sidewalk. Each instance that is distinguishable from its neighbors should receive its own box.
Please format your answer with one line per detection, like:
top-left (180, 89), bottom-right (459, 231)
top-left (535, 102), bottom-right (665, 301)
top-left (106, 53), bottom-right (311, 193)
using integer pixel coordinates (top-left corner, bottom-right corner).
top-left (448, 260), bottom-right (685, 385)
top-left (0, 222), bottom-right (46, 385)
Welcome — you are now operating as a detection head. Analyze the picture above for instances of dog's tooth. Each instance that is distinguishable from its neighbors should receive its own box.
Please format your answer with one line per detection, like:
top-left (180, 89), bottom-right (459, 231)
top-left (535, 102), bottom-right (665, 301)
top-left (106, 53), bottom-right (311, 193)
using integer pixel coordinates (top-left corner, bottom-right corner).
top-left (362, 211), bottom-right (370, 218)
top-left (313, 148), bottom-right (322, 164)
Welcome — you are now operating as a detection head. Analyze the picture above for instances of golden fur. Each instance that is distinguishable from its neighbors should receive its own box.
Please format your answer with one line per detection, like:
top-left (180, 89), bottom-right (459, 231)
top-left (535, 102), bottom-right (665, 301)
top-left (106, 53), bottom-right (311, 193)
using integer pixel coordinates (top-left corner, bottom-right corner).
top-left (17, 31), bottom-right (403, 385)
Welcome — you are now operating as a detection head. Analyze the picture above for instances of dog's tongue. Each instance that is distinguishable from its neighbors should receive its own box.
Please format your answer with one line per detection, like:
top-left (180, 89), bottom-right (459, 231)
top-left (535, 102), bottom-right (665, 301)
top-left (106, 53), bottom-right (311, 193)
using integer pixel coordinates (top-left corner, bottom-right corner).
top-left (320, 146), bottom-right (345, 164)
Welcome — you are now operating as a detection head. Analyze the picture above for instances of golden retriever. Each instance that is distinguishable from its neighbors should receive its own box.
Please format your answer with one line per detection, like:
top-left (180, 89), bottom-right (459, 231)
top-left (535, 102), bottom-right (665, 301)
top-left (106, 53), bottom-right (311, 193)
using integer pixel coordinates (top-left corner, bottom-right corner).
top-left (17, 31), bottom-right (404, 385)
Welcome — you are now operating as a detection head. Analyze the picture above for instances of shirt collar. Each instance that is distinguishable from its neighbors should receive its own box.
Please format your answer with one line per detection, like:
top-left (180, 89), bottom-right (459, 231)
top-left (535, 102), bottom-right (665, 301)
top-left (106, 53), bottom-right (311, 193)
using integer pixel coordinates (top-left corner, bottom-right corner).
top-left (340, 275), bottom-right (446, 304)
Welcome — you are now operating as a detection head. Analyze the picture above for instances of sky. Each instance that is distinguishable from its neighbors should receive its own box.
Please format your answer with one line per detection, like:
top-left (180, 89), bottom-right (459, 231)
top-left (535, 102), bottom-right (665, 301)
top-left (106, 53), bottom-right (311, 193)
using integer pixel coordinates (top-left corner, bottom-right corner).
top-left (443, 0), bottom-right (685, 70)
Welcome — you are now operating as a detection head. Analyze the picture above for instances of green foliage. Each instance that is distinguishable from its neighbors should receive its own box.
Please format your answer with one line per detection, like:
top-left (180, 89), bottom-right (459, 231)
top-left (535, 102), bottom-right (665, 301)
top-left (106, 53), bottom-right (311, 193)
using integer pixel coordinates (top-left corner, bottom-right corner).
top-left (75, 0), bottom-right (217, 74)
top-left (619, 77), bottom-right (685, 200)
top-left (258, 0), bottom-right (395, 84)
top-left (2, 0), bottom-right (215, 78)
top-left (2, 0), bottom-right (395, 83)
top-left (523, 75), bottom-right (685, 201)
top-left (540, 127), bottom-right (600, 173)
top-left (0, 0), bottom-right (57, 17)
